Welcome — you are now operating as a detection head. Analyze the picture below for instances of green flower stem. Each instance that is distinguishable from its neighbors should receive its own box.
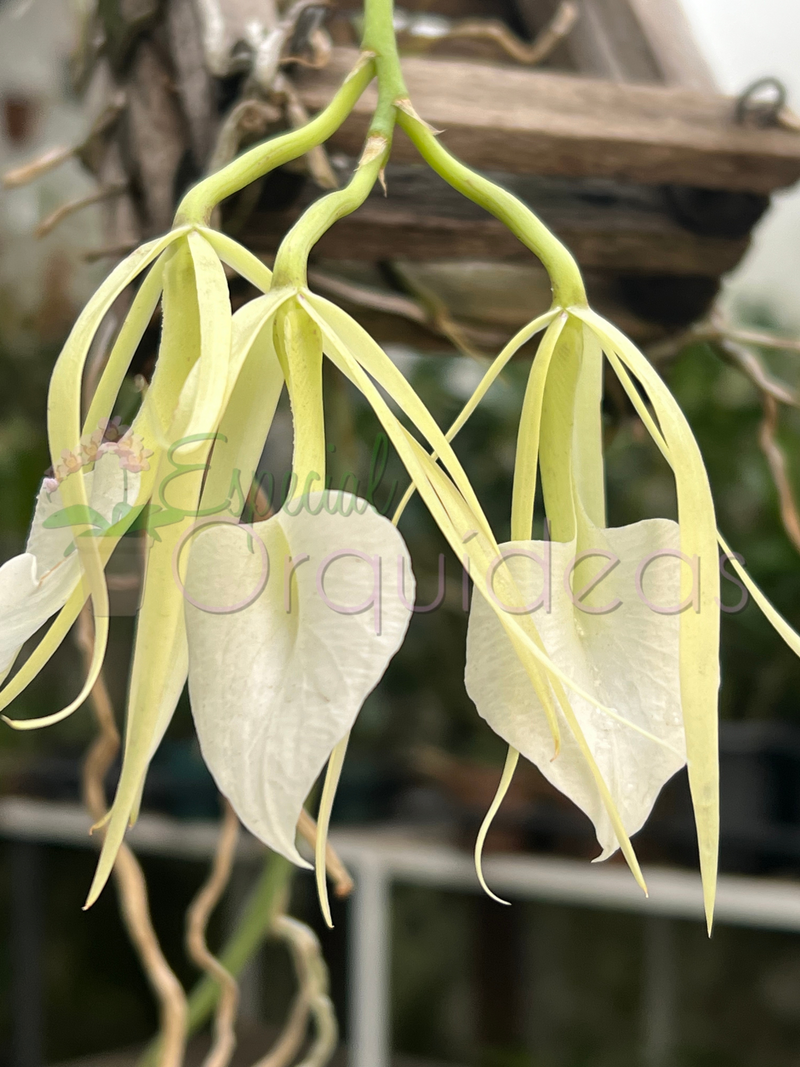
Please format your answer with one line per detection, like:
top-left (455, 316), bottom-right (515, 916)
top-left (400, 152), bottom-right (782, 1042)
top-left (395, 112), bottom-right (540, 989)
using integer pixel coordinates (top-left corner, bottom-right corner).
top-left (273, 142), bottom-right (391, 290)
top-left (396, 110), bottom-right (587, 309)
top-left (270, 0), bottom-right (402, 291)
top-left (137, 852), bottom-right (293, 1067)
top-left (174, 53), bottom-right (377, 227)
top-left (276, 300), bottom-right (328, 496)
top-left (362, 0), bottom-right (408, 141)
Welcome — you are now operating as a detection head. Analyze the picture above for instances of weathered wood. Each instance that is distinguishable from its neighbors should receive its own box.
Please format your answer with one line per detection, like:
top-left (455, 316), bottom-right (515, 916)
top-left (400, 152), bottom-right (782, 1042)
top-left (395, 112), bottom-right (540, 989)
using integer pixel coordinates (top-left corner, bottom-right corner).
top-left (166, 0), bottom-right (217, 168)
top-left (126, 39), bottom-right (188, 234)
top-left (518, 0), bottom-right (661, 83)
top-left (294, 48), bottom-right (800, 193)
top-left (516, 0), bottom-right (716, 90)
top-left (244, 164), bottom-right (749, 275)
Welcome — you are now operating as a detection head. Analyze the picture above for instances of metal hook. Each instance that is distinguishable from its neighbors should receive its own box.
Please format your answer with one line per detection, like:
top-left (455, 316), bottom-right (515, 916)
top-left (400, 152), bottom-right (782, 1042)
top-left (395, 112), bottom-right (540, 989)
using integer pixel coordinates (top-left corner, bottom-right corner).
top-left (735, 76), bottom-right (787, 128)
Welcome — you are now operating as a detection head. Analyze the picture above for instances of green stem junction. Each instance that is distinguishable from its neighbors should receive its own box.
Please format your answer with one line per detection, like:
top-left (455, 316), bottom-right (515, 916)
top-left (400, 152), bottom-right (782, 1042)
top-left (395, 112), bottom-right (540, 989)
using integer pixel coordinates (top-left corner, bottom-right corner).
top-left (173, 0), bottom-right (586, 310)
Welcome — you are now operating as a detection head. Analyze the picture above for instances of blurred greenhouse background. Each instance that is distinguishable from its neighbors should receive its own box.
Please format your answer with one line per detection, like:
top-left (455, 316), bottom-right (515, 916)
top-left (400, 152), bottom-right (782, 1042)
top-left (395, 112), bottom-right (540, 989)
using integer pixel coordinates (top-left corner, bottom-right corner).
top-left (1, 1), bottom-right (800, 1066)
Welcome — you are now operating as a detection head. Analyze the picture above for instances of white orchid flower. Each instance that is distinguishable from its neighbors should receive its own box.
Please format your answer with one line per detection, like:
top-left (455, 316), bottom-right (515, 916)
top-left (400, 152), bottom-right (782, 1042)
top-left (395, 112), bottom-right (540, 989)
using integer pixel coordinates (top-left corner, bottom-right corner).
top-left (0, 126), bottom-right (432, 921)
top-left (401, 304), bottom-right (800, 932)
top-left (5, 3), bottom-right (797, 946)
top-left (0, 55), bottom-right (402, 916)
top-left (0, 210), bottom-right (417, 917)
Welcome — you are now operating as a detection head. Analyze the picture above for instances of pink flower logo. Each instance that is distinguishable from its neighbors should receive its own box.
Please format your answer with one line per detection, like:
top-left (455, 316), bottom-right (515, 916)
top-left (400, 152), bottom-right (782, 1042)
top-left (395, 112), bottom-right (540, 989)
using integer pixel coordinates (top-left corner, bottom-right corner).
top-left (45, 420), bottom-right (150, 489)
top-left (79, 427), bottom-right (105, 465)
top-left (112, 432), bottom-right (154, 474)
top-left (98, 416), bottom-right (129, 445)
top-left (55, 449), bottom-right (82, 483)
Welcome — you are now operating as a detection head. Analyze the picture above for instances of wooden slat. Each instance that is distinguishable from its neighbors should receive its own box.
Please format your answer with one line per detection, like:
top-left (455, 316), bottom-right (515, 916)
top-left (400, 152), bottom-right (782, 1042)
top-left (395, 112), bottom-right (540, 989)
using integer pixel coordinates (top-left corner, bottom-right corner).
top-left (294, 48), bottom-right (800, 193)
top-left (244, 165), bottom-right (748, 275)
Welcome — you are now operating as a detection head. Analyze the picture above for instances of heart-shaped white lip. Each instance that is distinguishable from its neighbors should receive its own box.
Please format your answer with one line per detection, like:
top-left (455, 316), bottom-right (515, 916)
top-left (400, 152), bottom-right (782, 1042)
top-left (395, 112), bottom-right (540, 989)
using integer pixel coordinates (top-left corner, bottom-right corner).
top-left (184, 491), bottom-right (415, 864)
top-left (466, 519), bottom-right (686, 859)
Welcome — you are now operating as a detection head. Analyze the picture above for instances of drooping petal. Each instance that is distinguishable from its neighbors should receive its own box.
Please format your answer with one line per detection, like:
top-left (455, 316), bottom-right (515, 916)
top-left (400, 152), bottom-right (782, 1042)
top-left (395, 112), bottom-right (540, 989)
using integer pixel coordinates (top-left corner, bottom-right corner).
top-left (0, 552), bottom-right (79, 688)
top-left (47, 228), bottom-right (187, 471)
top-left (0, 455), bottom-right (141, 690)
top-left (466, 523), bottom-right (686, 858)
top-left (183, 230), bottom-right (235, 440)
top-left (300, 296), bottom-right (646, 886)
top-left (301, 292), bottom-right (494, 542)
top-left (511, 314), bottom-right (567, 541)
top-left (589, 342), bottom-right (800, 662)
top-left (572, 324), bottom-right (606, 528)
top-left (84, 241), bottom-right (228, 904)
top-left (575, 308), bottom-right (720, 928)
top-left (199, 292), bottom-right (288, 516)
top-left (198, 228), bottom-right (275, 294)
top-left (84, 286), bottom-right (287, 907)
top-left (0, 277), bottom-right (207, 722)
top-left (316, 315), bottom-right (593, 725)
top-left (45, 229), bottom-right (188, 714)
top-left (82, 258), bottom-right (165, 441)
top-left (391, 306), bottom-right (560, 524)
top-left (184, 493), bottom-right (414, 865)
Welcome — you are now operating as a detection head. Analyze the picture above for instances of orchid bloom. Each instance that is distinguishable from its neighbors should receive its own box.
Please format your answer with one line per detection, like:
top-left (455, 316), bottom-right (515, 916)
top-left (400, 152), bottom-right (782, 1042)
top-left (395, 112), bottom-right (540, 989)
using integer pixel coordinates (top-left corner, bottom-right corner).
top-left (420, 303), bottom-right (800, 931)
top-left (4, 0), bottom-right (800, 944)
top-left (0, 201), bottom-right (422, 914)
top-left (0, 112), bottom-right (539, 921)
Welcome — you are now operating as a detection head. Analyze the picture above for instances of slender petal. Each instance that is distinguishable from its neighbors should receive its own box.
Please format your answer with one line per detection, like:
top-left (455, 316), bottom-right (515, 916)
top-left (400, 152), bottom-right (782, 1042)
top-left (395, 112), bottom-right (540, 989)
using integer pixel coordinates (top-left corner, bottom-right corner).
top-left (85, 287), bottom-right (288, 906)
top-left (85, 239), bottom-right (233, 906)
top-left (199, 228), bottom-right (275, 294)
top-left (0, 456), bottom-right (141, 685)
top-left (312, 324), bottom-right (645, 886)
top-left (392, 307), bottom-right (560, 524)
top-left (575, 309), bottom-right (720, 928)
top-left (45, 231), bottom-right (188, 723)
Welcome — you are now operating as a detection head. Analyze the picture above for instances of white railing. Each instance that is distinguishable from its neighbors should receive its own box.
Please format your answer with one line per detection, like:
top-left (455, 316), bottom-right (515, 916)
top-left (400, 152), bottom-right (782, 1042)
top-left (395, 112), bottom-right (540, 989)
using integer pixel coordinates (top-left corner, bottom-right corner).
top-left (4, 797), bottom-right (800, 1066)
